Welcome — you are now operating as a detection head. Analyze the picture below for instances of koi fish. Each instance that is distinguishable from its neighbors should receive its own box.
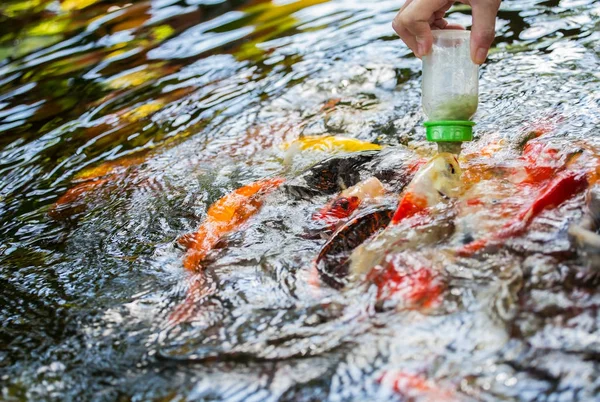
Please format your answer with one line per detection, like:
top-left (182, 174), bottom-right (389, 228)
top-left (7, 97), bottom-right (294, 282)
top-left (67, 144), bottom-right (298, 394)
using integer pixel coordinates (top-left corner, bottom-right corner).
top-left (457, 148), bottom-right (591, 255)
top-left (367, 251), bottom-right (445, 310)
top-left (49, 154), bottom-right (148, 219)
top-left (282, 135), bottom-right (382, 164)
top-left (49, 179), bottom-right (111, 220)
top-left (181, 178), bottom-right (285, 271)
top-left (391, 152), bottom-right (462, 225)
top-left (168, 273), bottom-right (216, 326)
top-left (312, 206), bottom-right (395, 289)
top-left (459, 171), bottom-right (588, 255)
top-left (313, 177), bottom-right (386, 229)
top-left (313, 196), bottom-right (361, 229)
top-left (349, 206), bottom-right (456, 279)
top-left (348, 153), bottom-right (461, 278)
top-left (520, 140), bottom-right (564, 183)
top-left (569, 184), bottom-right (600, 269)
top-left (73, 155), bottom-right (148, 182)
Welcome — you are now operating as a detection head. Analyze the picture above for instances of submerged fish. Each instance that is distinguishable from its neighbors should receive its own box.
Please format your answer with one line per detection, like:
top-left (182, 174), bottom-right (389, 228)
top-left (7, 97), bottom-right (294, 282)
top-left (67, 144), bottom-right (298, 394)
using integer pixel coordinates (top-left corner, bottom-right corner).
top-left (282, 135), bottom-right (382, 163)
top-left (568, 184), bottom-right (600, 269)
top-left (458, 152), bottom-right (591, 255)
top-left (49, 154), bottom-right (149, 219)
top-left (181, 178), bottom-right (284, 271)
top-left (378, 371), bottom-right (459, 402)
top-left (349, 205), bottom-right (456, 278)
top-left (367, 251), bottom-right (446, 310)
top-left (314, 206), bottom-right (395, 289)
top-left (313, 196), bottom-right (362, 230)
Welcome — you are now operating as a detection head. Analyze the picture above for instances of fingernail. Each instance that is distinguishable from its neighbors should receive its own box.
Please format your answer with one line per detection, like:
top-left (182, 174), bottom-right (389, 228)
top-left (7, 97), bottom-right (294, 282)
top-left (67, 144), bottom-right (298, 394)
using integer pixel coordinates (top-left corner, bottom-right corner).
top-left (475, 47), bottom-right (488, 64)
top-left (416, 37), bottom-right (427, 58)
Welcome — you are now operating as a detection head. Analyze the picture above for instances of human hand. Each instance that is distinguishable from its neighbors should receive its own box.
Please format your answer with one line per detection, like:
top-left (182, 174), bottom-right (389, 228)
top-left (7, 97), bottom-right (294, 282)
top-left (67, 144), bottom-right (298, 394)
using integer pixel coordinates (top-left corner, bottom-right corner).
top-left (392, 0), bottom-right (500, 64)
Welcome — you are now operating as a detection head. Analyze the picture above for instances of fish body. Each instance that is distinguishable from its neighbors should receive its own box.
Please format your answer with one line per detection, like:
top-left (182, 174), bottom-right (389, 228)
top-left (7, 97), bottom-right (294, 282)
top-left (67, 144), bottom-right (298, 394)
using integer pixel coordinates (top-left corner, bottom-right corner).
top-left (49, 179), bottom-right (110, 219)
top-left (458, 167), bottom-right (588, 256)
top-left (282, 135), bottom-right (382, 164)
top-left (520, 141), bottom-right (564, 183)
top-left (182, 178), bottom-right (284, 271)
top-left (313, 196), bottom-right (361, 229)
top-left (49, 154), bottom-right (148, 219)
top-left (378, 371), bottom-right (459, 402)
top-left (348, 153), bottom-right (461, 278)
top-left (349, 206), bottom-right (455, 278)
top-left (367, 251), bottom-right (445, 310)
top-left (314, 206), bottom-right (395, 289)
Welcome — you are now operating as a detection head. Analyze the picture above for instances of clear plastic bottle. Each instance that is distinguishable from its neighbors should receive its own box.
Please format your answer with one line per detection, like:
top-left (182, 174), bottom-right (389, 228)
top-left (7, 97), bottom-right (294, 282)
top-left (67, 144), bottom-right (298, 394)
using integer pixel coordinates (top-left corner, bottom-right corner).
top-left (422, 30), bottom-right (479, 144)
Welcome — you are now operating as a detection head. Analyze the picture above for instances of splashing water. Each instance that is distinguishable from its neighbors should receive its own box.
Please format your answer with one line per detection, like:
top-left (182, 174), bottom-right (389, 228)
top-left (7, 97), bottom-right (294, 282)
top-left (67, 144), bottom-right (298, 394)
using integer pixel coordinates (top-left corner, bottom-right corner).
top-left (2, 0), bottom-right (600, 401)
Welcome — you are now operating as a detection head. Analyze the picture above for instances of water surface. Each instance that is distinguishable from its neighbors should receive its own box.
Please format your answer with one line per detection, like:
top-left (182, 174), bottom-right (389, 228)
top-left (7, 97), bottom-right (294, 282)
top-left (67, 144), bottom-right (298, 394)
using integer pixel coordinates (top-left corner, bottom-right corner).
top-left (1, 0), bottom-right (600, 400)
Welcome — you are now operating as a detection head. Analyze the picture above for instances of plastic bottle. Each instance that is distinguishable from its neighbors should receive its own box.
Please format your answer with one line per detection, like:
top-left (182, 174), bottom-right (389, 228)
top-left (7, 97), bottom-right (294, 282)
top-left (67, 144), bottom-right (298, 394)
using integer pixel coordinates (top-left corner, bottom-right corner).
top-left (422, 30), bottom-right (479, 150)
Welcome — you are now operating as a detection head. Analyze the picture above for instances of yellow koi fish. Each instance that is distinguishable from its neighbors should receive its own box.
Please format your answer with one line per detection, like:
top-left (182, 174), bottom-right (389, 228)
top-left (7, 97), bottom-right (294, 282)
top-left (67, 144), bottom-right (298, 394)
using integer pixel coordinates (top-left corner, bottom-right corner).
top-left (282, 135), bottom-right (382, 164)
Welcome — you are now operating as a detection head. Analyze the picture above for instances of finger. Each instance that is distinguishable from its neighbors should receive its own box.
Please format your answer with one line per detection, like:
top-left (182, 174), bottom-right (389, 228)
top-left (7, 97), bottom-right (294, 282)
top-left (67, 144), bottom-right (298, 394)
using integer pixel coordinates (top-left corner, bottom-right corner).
top-left (403, 0), bottom-right (452, 56)
top-left (445, 23), bottom-right (465, 30)
top-left (393, 0), bottom-right (418, 54)
top-left (398, 0), bottom-right (414, 13)
top-left (432, 18), bottom-right (449, 29)
top-left (433, 1), bottom-right (455, 20)
top-left (395, 24), bottom-right (420, 56)
top-left (432, 18), bottom-right (465, 30)
top-left (470, 0), bottom-right (500, 64)
top-left (393, 0), bottom-right (451, 57)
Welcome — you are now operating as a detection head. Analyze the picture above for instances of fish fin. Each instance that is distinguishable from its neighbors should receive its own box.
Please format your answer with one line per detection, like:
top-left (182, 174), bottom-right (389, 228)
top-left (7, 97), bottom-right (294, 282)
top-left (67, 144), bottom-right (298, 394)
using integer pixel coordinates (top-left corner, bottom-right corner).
top-left (177, 232), bottom-right (196, 249)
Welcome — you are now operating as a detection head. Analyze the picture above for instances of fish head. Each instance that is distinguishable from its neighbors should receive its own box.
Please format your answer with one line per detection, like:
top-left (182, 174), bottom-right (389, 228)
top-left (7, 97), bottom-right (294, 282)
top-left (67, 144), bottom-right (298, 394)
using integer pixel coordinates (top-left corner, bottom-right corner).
top-left (341, 177), bottom-right (386, 201)
top-left (424, 152), bottom-right (463, 199)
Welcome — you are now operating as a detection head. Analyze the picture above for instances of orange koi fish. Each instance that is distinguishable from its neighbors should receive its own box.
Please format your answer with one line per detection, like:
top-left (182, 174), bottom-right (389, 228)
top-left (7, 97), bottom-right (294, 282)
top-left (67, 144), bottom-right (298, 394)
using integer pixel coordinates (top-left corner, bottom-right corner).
top-left (49, 154), bottom-right (147, 219)
top-left (313, 196), bottom-right (361, 229)
top-left (520, 141), bottom-right (564, 183)
top-left (181, 178), bottom-right (285, 271)
top-left (49, 179), bottom-right (111, 219)
top-left (168, 273), bottom-right (217, 326)
top-left (348, 154), bottom-right (461, 279)
top-left (459, 170), bottom-right (588, 255)
top-left (457, 137), bottom-right (597, 255)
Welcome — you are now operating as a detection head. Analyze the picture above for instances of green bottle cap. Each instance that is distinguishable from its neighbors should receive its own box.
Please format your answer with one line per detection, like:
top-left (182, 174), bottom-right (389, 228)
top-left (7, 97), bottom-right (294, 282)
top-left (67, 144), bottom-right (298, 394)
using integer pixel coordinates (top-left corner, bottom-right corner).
top-left (424, 120), bottom-right (475, 142)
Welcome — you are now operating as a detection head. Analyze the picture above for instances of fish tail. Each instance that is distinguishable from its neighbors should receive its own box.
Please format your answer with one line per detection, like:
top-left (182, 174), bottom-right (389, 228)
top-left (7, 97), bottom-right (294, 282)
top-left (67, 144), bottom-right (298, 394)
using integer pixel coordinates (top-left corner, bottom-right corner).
top-left (168, 274), bottom-right (213, 325)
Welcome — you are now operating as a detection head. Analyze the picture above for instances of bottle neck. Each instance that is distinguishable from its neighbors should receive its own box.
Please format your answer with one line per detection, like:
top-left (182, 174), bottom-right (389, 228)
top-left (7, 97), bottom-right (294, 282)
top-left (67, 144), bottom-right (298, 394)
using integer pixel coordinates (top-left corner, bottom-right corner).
top-left (437, 141), bottom-right (462, 155)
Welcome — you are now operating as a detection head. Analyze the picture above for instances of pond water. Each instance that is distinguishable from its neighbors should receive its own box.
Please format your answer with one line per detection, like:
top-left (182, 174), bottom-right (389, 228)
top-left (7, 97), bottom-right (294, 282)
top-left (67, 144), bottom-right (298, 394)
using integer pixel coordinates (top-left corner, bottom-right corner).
top-left (1, 0), bottom-right (600, 401)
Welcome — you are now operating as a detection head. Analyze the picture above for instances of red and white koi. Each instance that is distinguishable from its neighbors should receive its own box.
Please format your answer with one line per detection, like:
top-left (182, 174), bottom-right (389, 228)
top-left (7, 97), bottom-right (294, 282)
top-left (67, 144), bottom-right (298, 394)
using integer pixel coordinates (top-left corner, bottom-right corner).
top-left (313, 177), bottom-right (386, 230)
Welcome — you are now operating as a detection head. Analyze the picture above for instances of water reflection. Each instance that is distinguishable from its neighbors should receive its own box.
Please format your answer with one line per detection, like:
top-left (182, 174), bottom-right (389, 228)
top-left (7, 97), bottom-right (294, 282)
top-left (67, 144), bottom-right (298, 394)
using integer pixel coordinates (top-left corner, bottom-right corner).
top-left (1, 0), bottom-right (600, 400)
